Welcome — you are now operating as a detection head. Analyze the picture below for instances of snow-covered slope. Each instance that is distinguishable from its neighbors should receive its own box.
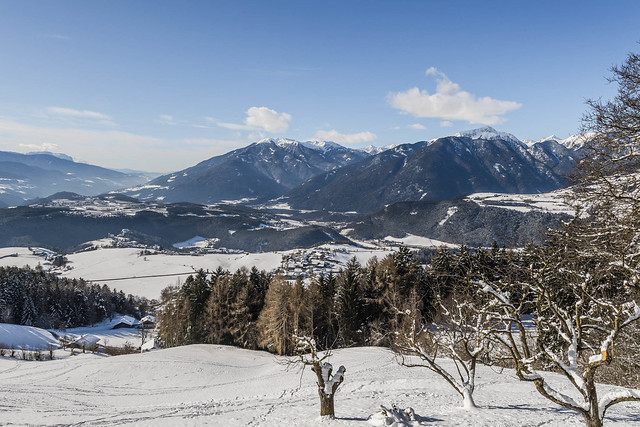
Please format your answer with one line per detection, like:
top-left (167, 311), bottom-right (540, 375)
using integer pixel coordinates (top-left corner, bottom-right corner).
top-left (0, 344), bottom-right (637, 426)
top-left (0, 323), bottom-right (59, 349)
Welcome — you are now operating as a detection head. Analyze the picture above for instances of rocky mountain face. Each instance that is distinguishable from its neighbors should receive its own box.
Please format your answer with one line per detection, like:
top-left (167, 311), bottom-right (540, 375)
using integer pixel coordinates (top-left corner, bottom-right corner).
top-left (283, 127), bottom-right (581, 214)
top-left (0, 151), bottom-right (148, 207)
top-left (122, 138), bottom-right (370, 204)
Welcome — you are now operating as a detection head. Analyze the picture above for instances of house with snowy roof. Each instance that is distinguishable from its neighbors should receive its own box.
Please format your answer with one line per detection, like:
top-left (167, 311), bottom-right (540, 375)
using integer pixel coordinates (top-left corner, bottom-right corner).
top-left (68, 334), bottom-right (100, 352)
top-left (138, 315), bottom-right (156, 329)
top-left (112, 315), bottom-right (138, 329)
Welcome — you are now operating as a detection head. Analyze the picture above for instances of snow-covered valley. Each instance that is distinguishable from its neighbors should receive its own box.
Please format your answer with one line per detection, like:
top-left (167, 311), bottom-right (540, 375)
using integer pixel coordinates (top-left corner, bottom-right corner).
top-left (0, 245), bottom-right (393, 300)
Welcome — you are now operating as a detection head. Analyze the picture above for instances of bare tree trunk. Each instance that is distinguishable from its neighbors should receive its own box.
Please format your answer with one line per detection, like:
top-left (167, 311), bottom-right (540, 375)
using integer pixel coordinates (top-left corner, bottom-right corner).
top-left (312, 360), bottom-right (345, 418)
top-left (583, 415), bottom-right (603, 427)
top-left (583, 377), bottom-right (602, 427)
top-left (319, 390), bottom-right (336, 417)
top-left (462, 388), bottom-right (477, 410)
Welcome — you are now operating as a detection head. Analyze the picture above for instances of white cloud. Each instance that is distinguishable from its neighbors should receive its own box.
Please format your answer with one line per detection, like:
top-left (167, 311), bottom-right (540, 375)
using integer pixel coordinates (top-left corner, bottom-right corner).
top-left (47, 107), bottom-right (111, 121)
top-left (387, 68), bottom-right (521, 125)
top-left (315, 130), bottom-right (377, 144)
top-left (244, 106), bottom-right (291, 132)
top-left (440, 120), bottom-right (454, 127)
top-left (409, 123), bottom-right (426, 130)
top-left (216, 107), bottom-right (291, 133)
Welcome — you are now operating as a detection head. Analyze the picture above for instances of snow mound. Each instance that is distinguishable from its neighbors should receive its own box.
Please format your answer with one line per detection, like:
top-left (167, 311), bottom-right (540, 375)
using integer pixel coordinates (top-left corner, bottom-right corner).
top-left (368, 405), bottom-right (422, 426)
top-left (0, 323), bottom-right (59, 349)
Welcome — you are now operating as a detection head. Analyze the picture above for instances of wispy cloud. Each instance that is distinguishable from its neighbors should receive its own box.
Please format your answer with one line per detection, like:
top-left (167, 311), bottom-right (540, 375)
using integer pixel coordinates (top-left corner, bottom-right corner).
top-left (440, 120), bottom-right (454, 127)
top-left (47, 106), bottom-right (111, 120)
top-left (315, 129), bottom-right (377, 144)
top-left (157, 114), bottom-right (177, 125)
top-left (387, 67), bottom-right (521, 125)
top-left (0, 118), bottom-right (246, 172)
top-left (217, 106), bottom-right (291, 133)
top-left (408, 123), bottom-right (426, 130)
top-left (218, 122), bottom-right (252, 131)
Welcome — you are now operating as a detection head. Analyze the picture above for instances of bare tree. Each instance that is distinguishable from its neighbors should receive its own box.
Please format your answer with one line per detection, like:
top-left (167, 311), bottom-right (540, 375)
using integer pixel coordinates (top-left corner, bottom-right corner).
top-left (577, 49), bottom-right (640, 210)
top-left (479, 228), bottom-right (640, 427)
top-left (393, 287), bottom-right (493, 410)
top-left (293, 335), bottom-right (345, 418)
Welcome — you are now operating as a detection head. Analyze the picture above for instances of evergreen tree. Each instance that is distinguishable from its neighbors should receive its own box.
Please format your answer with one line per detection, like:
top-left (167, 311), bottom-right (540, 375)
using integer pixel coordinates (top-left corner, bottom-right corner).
top-left (336, 258), bottom-right (365, 347)
top-left (256, 276), bottom-right (293, 355)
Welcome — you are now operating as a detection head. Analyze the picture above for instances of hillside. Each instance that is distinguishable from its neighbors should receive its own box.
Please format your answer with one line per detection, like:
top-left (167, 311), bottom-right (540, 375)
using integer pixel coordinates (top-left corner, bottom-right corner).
top-left (0, 344), bottom-right (637, 426)
top-left (347, 196), bottom-right (570, 247)
top-left (0, 197), bottom-right (348, 252)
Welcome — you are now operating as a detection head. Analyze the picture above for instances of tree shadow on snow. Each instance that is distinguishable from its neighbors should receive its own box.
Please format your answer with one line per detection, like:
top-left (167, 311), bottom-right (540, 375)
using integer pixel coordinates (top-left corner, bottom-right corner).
top-left (485, 403), bottom-right (574, 414)
top-left (487, 404), bottom-right (640, 424)
top-left (334, 416), bottom-right (370, 422)
top-left (336, 415), bottom-right (445, 423)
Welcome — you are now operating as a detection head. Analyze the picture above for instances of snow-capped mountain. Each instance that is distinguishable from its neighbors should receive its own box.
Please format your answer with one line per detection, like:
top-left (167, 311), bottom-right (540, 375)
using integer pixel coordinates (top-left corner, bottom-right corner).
top-left (523, 133), bottom-right (591, 150)
top-left (0, 151), bottom-right (148, 207)
top-left (363, 143), bottom-right (398, 155)
top-left (283, 128), bottom-right (579, 214)
top-left (122, 138), bottom-right (370, 204)
top-left (454, 126), bottom-right (524, 146)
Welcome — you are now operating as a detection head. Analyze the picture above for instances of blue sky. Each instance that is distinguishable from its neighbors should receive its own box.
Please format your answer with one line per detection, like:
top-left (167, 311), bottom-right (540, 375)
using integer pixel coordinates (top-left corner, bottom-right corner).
top-left (0, 0), bottom-right (639, 172)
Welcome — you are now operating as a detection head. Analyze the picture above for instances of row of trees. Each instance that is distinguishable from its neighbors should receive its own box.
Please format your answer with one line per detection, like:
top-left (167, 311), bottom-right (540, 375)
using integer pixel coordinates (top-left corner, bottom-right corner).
top-left (157, 244), bottom-right (491, 352)
top-left (0, 265), bottom-right (145, 329)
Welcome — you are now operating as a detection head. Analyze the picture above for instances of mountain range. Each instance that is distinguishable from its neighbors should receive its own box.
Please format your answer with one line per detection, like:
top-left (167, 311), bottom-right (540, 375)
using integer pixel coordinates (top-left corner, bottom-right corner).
top-left (0, 151), bottom-right (149, 208)
top-left (122, 138), bottom-right (369, 204)
top-left (118, 127), bottom-right (583, 214)
top-left (0, 127), bottom-right (585, 251)
top-left (283, 127), bottom-right (580, 214)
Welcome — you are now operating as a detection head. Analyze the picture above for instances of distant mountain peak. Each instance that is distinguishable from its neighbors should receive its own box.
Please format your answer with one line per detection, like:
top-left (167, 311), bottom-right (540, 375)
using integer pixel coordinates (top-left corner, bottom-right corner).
top-left (256, 137), bottom-right (345, 153)
top-left (257, 137), bottom-right (297, 146)
top-left (523, 133), bottom-right (591, 150)
top-left (363, 144), bottom-right (398, 155)
top-left (26, 151), bottom-right (74, 162)
top-left (454, 126), bottom-right (522, 146)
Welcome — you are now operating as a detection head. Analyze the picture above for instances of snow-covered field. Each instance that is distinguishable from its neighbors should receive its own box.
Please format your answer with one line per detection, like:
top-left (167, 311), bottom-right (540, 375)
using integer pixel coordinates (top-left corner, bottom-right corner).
top-left (0, 344), bottom-right (638, 426)
top-left (467, 191), bottom-right (573, 215)
top-left (382, 234), bottom-right (455, 249)
top-left (0, 245), bottom-right (394, 300)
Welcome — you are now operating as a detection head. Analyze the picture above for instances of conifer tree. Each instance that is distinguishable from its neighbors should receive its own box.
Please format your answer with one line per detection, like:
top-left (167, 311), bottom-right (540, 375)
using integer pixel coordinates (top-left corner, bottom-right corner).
top-left (257, 276), bottom-right (293, 355)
